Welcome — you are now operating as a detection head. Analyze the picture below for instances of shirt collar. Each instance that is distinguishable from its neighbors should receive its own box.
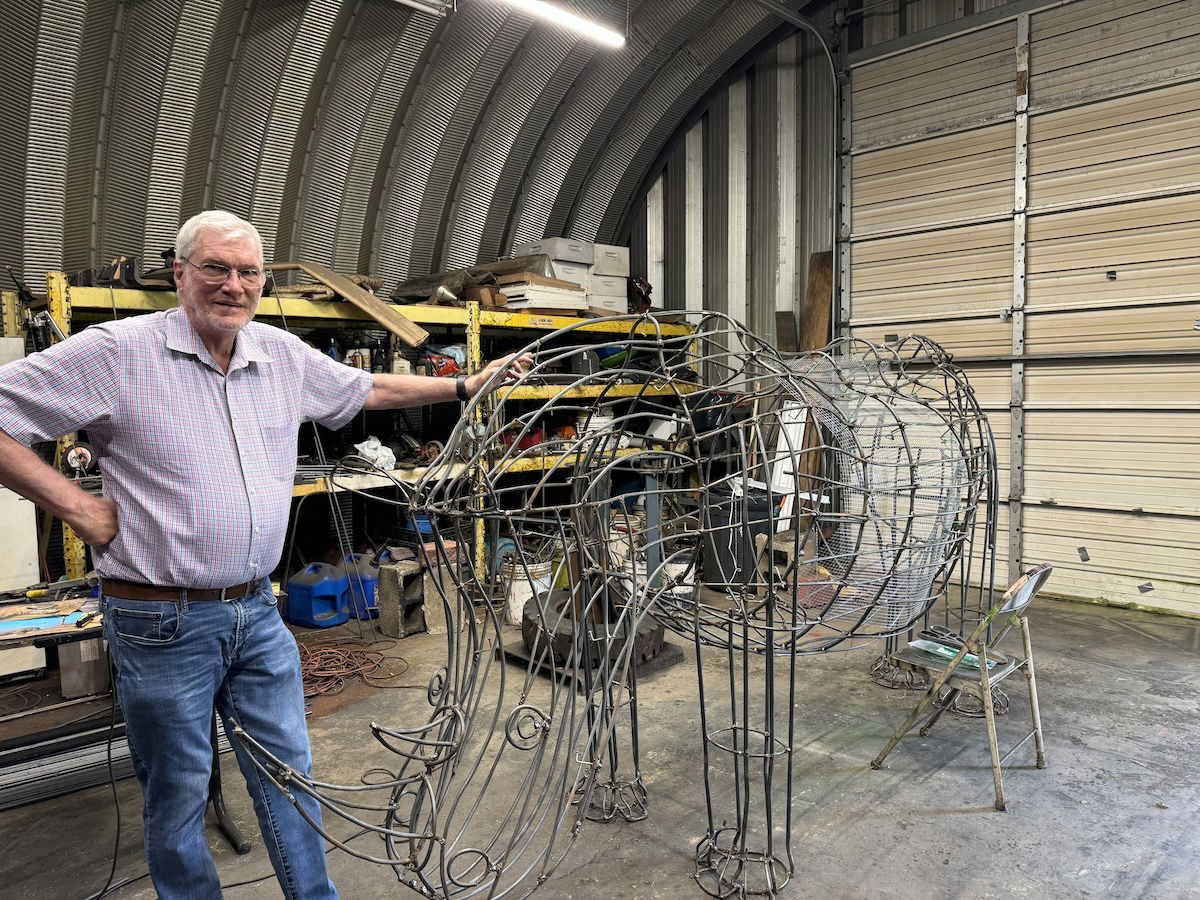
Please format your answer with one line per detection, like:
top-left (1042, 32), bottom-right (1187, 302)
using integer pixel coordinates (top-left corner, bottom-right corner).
top-left (164, 307), bottom-right (273, 372)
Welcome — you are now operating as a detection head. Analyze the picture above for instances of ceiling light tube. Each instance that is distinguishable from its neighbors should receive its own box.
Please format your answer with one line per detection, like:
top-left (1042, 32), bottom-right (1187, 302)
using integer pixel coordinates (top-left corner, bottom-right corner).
top-left (502, 0), bottom-right (626, 48)
top-left (390, 0), bottom-right (451, 17)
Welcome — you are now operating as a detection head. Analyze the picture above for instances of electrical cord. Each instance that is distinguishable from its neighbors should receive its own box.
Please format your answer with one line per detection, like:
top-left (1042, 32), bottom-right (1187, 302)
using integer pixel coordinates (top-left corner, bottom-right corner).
top-left (80, 656), bottom-right (123, 900)
top-left (298, 637), bottom-right (418, 704)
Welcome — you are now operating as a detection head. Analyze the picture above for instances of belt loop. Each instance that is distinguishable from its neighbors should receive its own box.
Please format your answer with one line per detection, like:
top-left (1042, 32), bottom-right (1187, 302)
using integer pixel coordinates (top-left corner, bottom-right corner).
top-left (180, 588), bottom-right (190, 614)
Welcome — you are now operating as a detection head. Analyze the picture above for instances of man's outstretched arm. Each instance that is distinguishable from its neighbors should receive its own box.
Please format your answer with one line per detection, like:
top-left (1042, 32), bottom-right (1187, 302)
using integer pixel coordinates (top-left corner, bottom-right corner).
top-left (362, 353), bottom-right (530, 411)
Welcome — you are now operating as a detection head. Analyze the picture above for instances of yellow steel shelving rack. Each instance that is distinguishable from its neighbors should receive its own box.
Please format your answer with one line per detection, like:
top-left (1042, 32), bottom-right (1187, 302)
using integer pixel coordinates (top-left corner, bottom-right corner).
top-left (5, 275), bottom-right (692, 584)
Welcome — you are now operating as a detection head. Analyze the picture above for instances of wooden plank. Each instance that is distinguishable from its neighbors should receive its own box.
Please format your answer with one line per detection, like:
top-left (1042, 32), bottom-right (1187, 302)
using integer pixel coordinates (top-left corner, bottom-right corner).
top-left (799, 251), bottom-right (832, 351)
top-left (268, 262), bottom-right (429, 347)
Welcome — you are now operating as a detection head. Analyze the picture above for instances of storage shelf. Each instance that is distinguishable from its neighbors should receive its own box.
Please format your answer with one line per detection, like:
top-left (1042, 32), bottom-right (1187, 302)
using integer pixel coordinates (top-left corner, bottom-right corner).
top-left (63, 285), bottom-right (690, 336)
top-left (491, 448), bottom-right (643, 474)
top-left (291, 464), bottom-right (465, 497)
top-left (498, 381), bottom-right (700, 401)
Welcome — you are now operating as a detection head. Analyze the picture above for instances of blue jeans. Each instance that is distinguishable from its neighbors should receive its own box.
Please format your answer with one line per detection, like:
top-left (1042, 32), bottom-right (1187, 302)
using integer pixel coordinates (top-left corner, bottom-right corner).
top-left (102, 580), bottom-right (337, 899)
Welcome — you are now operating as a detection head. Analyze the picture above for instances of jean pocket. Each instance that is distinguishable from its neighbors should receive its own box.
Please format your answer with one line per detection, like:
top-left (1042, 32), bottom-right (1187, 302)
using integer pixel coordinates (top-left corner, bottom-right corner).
top-left (103, 597), bottom-right (183, 645)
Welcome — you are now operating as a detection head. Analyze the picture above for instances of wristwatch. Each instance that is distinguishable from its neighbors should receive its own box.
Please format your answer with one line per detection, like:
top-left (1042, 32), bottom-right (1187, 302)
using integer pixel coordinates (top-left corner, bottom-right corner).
top-left (455, 373), bottom-right (470, 402)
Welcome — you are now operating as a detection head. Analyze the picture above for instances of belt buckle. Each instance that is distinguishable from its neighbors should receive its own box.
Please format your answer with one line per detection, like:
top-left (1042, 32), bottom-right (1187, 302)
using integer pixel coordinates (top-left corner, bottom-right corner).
top-left (218, 586), bottom-right (232, 602)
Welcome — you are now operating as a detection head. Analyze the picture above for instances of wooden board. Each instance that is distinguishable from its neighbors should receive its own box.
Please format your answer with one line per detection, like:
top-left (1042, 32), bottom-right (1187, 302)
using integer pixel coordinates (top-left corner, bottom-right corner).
top-left (799, 251), bottom-right (833, 351)
top-left (269, 262), bottom-right (429, 347)
top-left (496, 272), bottom-right (584, 291)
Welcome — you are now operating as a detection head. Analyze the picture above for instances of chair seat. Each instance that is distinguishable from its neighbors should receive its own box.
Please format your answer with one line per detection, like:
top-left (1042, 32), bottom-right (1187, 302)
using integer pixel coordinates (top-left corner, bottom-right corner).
top-left (891, 644), bottom-right (1017, 686)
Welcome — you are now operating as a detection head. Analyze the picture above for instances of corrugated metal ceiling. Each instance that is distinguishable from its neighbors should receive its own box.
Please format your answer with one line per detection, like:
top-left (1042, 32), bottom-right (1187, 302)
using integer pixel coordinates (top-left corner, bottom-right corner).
top-left (2, 0), bottom-right (823, 290)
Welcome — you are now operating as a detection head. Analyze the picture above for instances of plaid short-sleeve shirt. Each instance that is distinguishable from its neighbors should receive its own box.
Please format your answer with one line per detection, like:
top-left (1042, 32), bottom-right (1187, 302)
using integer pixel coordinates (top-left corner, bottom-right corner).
top-left (0, 308), bottom-right (373, 588)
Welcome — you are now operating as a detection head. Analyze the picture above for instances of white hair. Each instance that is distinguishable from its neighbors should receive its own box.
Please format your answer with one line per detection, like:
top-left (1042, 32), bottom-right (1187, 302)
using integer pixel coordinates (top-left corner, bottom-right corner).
top-left (175, 210), bottom-right (263, 263)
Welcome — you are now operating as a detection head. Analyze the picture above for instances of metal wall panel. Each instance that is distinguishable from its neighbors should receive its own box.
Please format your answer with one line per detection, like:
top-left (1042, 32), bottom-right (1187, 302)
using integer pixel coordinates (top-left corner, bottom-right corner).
top-left (22, 3), bottom-right (87, 277)
top-left (1026, 259), bottom-right (1200, 313)
top-left (580, 4), bottom-right (778, 243)
top-left (953, 363), bottom-right (1011, 411)
top-left (851, 22), bottom-right (1016, 150)
top-left (286, 2), bottom-right (435, 271)
top-left (61, 1), bottom-right (119, 274)
top-left (0, 7), bottom-right (37, 279)
top-left (1025, 196), bottom-right (1200, 327)
top-left (440, 30), bottom-right (574, 270)
top-left (847, 0), bottom-right (1200, 615)
top-left (99, 0), bottom-right (180, 264)
top-left (406, 13), bottom-right (528, 278)
top-left (1030, 0), bottom-right (1200, 109)
top-left (848, 317), bottom-right (1012, 358)
top-left (663, 139), bottom-right (687, 311)
top-left (140, 2), bottom-right (223, 264)
top-left (684, 121), bottom-right (704, 311)
top-left (1024, 361), bottom-right (1200, 410)
top-left (508, 0), bottom-right (725, 250)
top-left (373, 2), bottom-right (507, 283)
top-left (1024, 412), bottom-right (1200, 515)
top-left (852, 123), bottom-right (1014, 237)
top-left (703, 91), bottom-right (730, 315)
top-left (749, 48), bottom-right (779, 341)
top-left (1025, 303), bottom-right (1200, 353)
top-left (1027, 80), bottom-right (1200, 212)
top-left (849, 221), bottom-right (1013, 321)
top-left (1023, 506), bottom-right (1200, 616)
top-left (619, 19), bottom-right (836, 320)
top-left (727, 76), bottom-right (749, 325)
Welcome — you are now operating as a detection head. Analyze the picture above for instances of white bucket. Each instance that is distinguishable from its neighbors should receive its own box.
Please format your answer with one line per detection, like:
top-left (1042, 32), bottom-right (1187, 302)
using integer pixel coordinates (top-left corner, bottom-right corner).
top-left (502, 559), bottom-right (554, 625)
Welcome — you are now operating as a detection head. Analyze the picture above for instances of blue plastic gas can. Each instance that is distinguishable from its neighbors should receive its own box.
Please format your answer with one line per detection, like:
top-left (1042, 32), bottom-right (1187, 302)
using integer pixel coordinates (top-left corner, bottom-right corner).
top-left (285, 562), bottom-right (350, 628)
top-left (341, 552), bottom-right (382, 620)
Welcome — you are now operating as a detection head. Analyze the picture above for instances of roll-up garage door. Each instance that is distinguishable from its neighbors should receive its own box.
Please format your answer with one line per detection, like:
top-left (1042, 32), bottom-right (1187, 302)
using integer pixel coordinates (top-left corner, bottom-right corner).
top-left (843, 0), bottom-right (1200, 616)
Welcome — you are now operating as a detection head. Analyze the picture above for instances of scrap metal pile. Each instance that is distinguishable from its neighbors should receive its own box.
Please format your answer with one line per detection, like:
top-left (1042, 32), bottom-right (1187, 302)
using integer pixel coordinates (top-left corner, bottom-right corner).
top-left (235, 313), bottom-right (997, 898)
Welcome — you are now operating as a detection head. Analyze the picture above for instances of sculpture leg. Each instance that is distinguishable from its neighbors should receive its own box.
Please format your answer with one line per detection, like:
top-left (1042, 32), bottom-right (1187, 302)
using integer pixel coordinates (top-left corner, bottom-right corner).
top-left (693, 618), bottom-right (797, 898)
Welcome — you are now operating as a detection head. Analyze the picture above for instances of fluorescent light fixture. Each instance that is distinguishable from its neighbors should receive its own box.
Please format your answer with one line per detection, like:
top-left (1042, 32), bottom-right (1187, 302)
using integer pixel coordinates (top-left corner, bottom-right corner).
top-left (390, 0), bottom-right (452, 17)
top-left (502, 0), bottom-right (626, 48)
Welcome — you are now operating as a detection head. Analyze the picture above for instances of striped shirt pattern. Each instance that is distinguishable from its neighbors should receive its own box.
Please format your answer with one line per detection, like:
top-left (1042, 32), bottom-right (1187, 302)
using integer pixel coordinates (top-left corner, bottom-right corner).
top-left (0, 308), bottom-right (372, 588)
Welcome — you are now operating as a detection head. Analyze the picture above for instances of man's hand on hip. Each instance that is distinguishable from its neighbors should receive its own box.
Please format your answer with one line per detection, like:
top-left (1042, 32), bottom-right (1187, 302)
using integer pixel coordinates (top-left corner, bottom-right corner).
top-left (69, 494), bottom-right (119, 546)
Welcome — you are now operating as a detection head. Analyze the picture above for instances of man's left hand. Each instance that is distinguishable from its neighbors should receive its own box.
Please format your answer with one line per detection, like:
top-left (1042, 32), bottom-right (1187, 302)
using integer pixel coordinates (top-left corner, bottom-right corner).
top-left (465, 353), bottom-right (534, 398)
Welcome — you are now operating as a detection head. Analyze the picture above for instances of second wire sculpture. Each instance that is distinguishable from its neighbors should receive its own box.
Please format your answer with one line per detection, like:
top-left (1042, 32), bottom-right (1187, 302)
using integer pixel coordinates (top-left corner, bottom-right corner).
top-left (236, 313), bottom-right (996, 898)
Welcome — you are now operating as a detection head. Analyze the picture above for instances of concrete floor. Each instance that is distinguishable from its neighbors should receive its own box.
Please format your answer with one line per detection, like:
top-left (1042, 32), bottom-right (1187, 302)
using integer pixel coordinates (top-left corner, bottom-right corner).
top-left (3, 596), bottom-right (1199, 899)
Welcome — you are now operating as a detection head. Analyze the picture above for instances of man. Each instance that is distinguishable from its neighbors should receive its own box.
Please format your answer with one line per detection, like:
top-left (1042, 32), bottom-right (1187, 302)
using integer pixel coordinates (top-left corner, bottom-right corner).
top-left (0, 210), bottom-right (521, 898)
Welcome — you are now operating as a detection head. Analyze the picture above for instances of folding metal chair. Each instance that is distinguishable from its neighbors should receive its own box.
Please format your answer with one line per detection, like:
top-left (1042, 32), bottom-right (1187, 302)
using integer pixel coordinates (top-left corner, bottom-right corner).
top-left (871, 564), bottom-right (1053, 810)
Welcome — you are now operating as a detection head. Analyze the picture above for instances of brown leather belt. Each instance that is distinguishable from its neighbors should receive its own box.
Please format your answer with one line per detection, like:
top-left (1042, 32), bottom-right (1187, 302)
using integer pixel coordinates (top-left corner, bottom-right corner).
top-left (100, 578), bottom-right (258, 602)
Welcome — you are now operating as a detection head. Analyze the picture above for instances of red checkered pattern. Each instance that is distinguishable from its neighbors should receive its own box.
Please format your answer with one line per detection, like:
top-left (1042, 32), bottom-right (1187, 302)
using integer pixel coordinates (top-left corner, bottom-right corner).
top-left (0, 309), bottom-right (372, 588)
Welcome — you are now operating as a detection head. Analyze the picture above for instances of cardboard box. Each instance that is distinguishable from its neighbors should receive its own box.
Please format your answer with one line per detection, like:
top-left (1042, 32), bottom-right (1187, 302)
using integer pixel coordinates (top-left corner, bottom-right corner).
top-left (593, 243), bottom-right (631, 277)
top-left (463, 285), bottom-right (507, 307)
top-left (547, 260), bottom-right (590, 288)
top-left (588, 294), bottom-right (628, 314)
top-left (590, 274), bottom-right (627, 297)
top-left (514, 238), bottom-right (595, 266)
top-left (59, 638), bottom-right (109, 698)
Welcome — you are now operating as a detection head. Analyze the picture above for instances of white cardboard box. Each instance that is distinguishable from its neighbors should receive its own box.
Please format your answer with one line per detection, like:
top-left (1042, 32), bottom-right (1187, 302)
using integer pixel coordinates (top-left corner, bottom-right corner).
top-left (590, 274), bottom-right (627, 297)
top-left (514, 238), bottom-right (595, 266)
top-left (593, 243), bottom-right (631, 277)
top-left (548, 260), bottom-right (591, 289)
top-left (588, 294), bottom-right (627, 314)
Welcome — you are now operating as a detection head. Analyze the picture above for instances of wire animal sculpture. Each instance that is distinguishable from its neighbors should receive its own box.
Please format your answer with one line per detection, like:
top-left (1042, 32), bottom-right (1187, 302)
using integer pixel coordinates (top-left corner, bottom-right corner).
top-left (234, 313), bottom-right (996, 898)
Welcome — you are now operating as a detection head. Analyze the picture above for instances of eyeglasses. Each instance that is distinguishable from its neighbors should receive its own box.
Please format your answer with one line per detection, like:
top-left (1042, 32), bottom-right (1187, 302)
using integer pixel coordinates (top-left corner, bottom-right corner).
top-left (180, 256), bottom-right (267, 287)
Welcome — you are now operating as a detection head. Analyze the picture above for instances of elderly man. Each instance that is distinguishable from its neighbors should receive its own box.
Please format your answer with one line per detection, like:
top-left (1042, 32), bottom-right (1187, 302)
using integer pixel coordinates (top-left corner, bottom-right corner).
top-left (0, 210), bottom-right (518, 898)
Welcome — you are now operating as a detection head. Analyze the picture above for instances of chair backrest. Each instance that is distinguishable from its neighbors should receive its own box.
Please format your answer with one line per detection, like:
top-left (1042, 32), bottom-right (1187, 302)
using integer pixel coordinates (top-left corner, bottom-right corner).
top-left (999, 563), bottom-right (1053, 615)
top-left (960, 563), bottom-right (1052, 651)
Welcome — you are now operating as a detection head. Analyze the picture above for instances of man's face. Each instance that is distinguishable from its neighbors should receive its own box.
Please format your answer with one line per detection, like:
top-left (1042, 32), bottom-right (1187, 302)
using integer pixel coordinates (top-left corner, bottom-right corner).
top-left (173, 230), bottom-right (264, 341)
